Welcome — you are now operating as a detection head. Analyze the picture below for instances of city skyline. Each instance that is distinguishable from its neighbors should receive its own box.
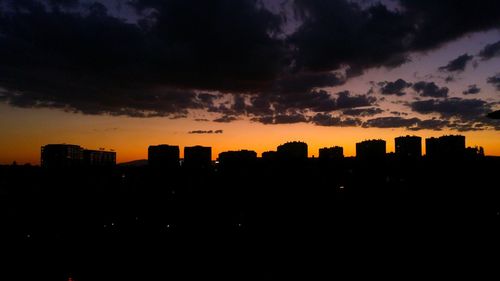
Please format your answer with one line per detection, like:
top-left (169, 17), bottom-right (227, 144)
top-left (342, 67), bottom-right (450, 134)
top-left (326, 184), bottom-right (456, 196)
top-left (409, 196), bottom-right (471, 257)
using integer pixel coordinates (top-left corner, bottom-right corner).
top-left (32, 134), bottom-right (487, 166)
top-left (3, 125), bottom-right (499, 164)
top-left (1, 2), bottom-right (499, 278)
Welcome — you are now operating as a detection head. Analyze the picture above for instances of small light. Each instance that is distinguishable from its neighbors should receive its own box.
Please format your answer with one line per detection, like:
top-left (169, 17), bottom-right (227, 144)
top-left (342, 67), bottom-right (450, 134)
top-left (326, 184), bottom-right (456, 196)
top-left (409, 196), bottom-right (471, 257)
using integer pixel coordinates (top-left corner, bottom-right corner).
top-left (111, 222), bottom-right (115, 226)
top-left (339, 186), bottom-right (344, 189)
top-left (166, 224), bottom-right (171, 228)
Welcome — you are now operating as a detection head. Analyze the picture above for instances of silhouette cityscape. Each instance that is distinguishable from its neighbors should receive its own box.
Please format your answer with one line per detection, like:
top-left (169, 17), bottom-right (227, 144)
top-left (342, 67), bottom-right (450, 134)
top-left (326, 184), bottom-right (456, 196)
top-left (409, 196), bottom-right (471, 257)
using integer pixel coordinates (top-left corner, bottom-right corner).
top-left (2, 134), bottom-right (499, 279)
top-left (2, 0), bottom-right (500, 279)
top-left (37, 134), bottom-right (486, 169)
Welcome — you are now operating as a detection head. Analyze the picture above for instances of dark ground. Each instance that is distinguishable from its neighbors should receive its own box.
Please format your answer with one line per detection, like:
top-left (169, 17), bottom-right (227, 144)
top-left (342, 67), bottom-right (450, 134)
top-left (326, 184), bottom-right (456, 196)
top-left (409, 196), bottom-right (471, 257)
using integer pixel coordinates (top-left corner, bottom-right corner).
top-left (2, 157), bottom-right (500, 280)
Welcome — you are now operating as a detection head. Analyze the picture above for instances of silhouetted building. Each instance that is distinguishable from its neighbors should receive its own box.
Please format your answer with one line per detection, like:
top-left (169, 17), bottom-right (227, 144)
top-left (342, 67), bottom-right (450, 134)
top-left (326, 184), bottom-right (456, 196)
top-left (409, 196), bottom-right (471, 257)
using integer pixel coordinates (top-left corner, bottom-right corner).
top-left (148, 145), bottom-right (180, 168)
top-left (262, 151), bottom-right (277, 160)
top-left (425, 135), bottom-right (466, 159)
top-left (218, 150), bottom-right (257, 169)
top-left (41, 144), bottom-right (83, 168)
top-left (356, 139), bottom-right (386, 161)
top-left (277, 141), bottom-right (308, 161)
top-left (465, 146), bottom-right (484, 159)
top-left (83, 149), bottom-right (116, 166)
top-left (425, 137), bottom-right (440, 159)
top-left (184, 146), bottom-right (212, 168)
top-left (319, 146), bottom-right (344, 160)
top-left (395, 136), bottom-right (422, 160)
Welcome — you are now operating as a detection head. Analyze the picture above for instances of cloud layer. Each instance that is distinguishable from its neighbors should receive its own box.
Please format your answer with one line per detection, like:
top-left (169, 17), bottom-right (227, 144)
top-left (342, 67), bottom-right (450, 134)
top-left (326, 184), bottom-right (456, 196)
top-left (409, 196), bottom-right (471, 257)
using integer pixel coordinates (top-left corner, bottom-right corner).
top-left (0, 0), bottom-right (499, 131)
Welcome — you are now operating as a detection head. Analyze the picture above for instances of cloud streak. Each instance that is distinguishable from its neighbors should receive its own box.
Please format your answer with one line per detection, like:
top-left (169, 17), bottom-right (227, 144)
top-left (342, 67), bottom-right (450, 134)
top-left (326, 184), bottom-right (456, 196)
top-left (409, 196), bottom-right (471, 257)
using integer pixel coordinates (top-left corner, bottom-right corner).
top-left (188, 130), bottom-right (224, 134)
top-left (438, 53), bottom-right (473, 72)
top-left (479, 40), bottom-right (500, 60)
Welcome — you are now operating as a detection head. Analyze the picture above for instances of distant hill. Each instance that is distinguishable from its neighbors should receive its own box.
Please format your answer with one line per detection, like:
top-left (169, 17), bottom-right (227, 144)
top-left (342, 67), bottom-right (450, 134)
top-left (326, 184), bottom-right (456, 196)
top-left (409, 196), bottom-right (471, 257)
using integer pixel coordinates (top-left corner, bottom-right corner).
top-left (118, 159), bottom-right (148, 167)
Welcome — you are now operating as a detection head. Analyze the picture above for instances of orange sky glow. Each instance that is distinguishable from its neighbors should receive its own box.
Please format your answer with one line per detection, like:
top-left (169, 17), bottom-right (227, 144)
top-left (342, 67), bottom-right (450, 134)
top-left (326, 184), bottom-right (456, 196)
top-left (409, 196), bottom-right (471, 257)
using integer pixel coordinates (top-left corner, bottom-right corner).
top-left (1, 104), bottom-right (498, 165)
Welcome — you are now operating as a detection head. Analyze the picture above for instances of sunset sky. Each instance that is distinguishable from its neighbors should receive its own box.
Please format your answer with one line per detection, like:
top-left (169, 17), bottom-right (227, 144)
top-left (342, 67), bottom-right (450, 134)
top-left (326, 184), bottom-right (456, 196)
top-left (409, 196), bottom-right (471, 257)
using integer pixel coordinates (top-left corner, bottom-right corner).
top-left (1, 0), bottom-right (499, 164)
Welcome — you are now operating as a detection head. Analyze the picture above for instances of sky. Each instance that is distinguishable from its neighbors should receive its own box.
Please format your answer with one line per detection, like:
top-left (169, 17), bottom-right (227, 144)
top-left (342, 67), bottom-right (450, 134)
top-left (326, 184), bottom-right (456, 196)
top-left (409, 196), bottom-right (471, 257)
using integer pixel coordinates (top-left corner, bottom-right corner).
top-left (0, 0), bottom-right (499, 164)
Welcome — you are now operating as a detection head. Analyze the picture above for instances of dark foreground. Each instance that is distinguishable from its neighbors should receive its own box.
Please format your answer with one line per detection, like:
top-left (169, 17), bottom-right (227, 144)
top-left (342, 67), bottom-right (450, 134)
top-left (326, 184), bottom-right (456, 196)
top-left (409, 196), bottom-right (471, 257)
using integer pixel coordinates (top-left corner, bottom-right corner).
top-left (2, 157), bottom-right (500, 280)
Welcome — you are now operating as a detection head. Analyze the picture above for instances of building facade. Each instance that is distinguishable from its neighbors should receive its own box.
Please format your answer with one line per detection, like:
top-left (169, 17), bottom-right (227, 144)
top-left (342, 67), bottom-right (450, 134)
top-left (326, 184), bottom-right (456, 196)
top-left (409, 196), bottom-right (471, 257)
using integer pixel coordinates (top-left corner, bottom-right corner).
top-left (356, 139), bottom-right (386, 161)
top-left (41, 144), bottom-right (84, 168)
top-left (148, 145), bottom-right (180, 168)
top-left (395, 136), bottom-right (422, 160)
top-left (319, 146), bottom-right (344, 160)
top-left (83, 149), bottom-right (116, 166)
top-left (425, 135), bottom-right (465, 159)
top-left (184, 146), bottom-right (212, 168)
top-left (277, 141), bottom-right (308, 161)
top-left (218, 150), bottom-right (257, 169)
top-left (42, 144), bottom-right (116, 168)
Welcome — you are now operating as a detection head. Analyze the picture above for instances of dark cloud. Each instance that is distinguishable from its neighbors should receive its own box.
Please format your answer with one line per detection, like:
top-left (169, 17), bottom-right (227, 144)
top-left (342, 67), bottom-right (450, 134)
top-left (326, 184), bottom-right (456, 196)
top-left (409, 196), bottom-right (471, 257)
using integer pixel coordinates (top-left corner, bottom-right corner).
top-left (197, 93), bottom-right (219, 105)
top-left (444, 75), bottom-right (455, 83)
top-left (243, 90), bottom-right (376, 120)
top-left (412, 81), bottom-right (449, 98)
top-left (271, 90), bottom-right (338, 113)
top-left (462, 84), bottom-right (481, 95)
top-left (1, 0), bottom-right (500, 123)
top-left (361, 115), bottom-right (494, 131)
top-left (361, 116), bottom-right (491, 131)
top-left (379, 79), bottom-right (411, 96)
top-left (127, 0), bottom-right (285, 91)
top-left (336, 117), bottom-right (362, 127)
top-left (275, 90), bottom-right (375, 112)
top-left (0, 0), bottom-right (284, 116)
top-left (487, 74), bottom-right (500, 91)
top-left (390, 111), bottom-right (409, 116)
top-left (1, 85), bottom-right (207, 117)
top-left (487, 110), bottom-right (500, 119)
top-left (251, 116), bottom-right (274, 125)
top-left (397, 0), bottom-right (500, 50)
top-left (188, 130), bottom-right (223, 134)
top-left (290, 1), bottom-right (413, 74)
top-left (479, 40), bottom-right (500, 60)
top-left (274, 114), bottom-right (308, 124)
top-left (409, 97), bottom-right (500, 131)
top-left (273, 72), bottom-right (346, 95)
top-left (438, 53), bottom-right (473, 72)
top-left (342, 107), bottom-right (384, 117)
top-left (335, 91), bottom-right (376, 109)
top-left (310, 113), bottom-right (361, 127)
top-left (410, 98), bottom-right (492, 120)
top-left (251, 113), bottom-right (308, 125)
top-left (213, 115), bottom-right (238, 123)
top-left (245, 95), bottom-right (273, 116)
top-left (447, 121), bottom-right (486, 132)
top-left (410, 119), bottom-right (450, 131)
top-left (362, 117), bottom-right (420, 129)
top-left (290, 0), bottom-right (500, 75)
